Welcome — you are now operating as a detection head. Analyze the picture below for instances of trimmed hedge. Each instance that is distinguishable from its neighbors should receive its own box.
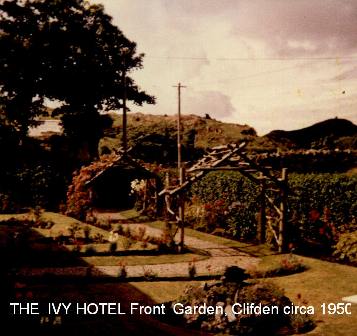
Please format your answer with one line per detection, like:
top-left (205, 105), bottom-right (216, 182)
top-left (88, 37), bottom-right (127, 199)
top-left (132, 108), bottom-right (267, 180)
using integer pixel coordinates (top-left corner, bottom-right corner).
top-left (189, 172), bottom-right (357, 246)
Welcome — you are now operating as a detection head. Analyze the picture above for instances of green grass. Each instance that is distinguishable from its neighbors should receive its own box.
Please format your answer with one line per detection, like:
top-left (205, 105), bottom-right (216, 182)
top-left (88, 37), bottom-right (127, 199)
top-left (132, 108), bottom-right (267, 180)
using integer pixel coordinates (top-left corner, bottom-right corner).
top-left (113, 208), bottom-right (152, 223)
top-left (0, 213), bottom-right (31, 221)
top-left (82, 253), bottom-right (208, 266)
top-left (246, 253), bottom-right (307, 277)
top-left (41, 212), bottom-right (109, 237)
top-left (108, 112), bottom-right (253, 150)
top-left (0, 211), bottom-right (109, 238)
top-left (3, 210), bottom-right (357, 335)
top-left (130, 280), bottom-right (211, 303)
top-left (267, 255), bottom-right (357, 336)
top-left (129, 256), bottom-right (357, 336)
top-left (148, 220), bottom-right (274, 257)
top-left (7, 282), bottom-right (200, 336)
top-left (119, 208), bottom-right (275, 257)
top-left (114, 208), bottom-right (139, 220)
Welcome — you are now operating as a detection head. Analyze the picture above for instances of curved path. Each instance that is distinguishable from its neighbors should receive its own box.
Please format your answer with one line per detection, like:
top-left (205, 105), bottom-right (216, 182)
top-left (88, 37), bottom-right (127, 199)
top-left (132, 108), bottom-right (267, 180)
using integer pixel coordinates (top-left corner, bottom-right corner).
top-left (17, 221), bottom-right (260, 279)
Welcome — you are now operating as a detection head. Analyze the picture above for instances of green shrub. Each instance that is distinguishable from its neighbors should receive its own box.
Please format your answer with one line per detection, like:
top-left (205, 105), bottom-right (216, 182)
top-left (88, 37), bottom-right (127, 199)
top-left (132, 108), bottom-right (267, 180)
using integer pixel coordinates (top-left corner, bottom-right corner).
top-left (190, 172), bottom-right (259, 240)
top-left (116, 224), bottom-right (124, 235)
top-left (174, 279), bottom-right (315, 335)
top-left (109, 242), bottom-right (117, 253)
top-left (248, 255), bottom-right (307, 278)
top-left (118, 261), bottom-right (127, 279)
top-left (1, 163), bottom-right (67, 212)
top-left (84, 245), bottom-right (97, 255)
top-left (0, 193), bottom-right (16, 213)
top-left (189, 172), bottom-right (357, 248)
top-left (67, 223), bottom-right (80, 239)
top-left (83, 226), bottom-right (91, 241)
top-left (188, 259), bottom-right (197, 278)
top-left (288, 173), bottom-right (357, 246)
top-left (333, 231), bottom-right (357, 263)
top-left (118, 237), bottom-right (131, 250)
top-left (224, 266), bottom-right (249, 283)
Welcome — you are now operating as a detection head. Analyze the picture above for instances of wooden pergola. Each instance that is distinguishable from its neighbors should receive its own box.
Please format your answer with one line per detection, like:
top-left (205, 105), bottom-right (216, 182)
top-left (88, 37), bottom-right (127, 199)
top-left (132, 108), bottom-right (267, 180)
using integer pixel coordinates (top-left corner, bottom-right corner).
top-left (159, 142), bottom-right (289, 253)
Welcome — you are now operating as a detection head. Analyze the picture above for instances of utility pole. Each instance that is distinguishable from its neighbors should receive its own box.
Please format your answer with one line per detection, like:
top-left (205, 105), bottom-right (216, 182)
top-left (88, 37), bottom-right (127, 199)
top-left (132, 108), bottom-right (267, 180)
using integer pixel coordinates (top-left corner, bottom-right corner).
top-left (122, 62), bottom-right (127, 154)
top-left (173, 82), bottom-right (186, 251)
top-left (173, 82), bottom-right (186, 179)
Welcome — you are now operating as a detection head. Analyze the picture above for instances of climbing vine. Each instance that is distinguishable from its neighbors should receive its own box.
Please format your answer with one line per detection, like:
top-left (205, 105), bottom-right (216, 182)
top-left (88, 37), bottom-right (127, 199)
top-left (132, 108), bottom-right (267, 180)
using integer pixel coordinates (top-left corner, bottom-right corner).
top-left (65, 153), bottom-right (121, 220)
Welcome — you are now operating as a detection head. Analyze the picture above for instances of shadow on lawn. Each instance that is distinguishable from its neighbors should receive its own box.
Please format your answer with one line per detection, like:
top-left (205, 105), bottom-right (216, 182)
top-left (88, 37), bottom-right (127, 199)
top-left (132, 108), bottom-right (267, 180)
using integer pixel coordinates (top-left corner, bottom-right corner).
top-left (1, 223), bottom-right (206, 336)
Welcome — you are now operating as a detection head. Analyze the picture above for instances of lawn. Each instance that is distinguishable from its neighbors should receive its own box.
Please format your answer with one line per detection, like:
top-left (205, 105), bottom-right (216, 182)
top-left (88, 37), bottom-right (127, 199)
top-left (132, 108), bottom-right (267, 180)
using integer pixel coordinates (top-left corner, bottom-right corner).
top-left (132, 255), bottom-right (357, 336)
top-left (269, 255), bottom-right (357, 336)
top-left (148, 220), bottom-right (275, 257)
top-left (119, 208), bottom-right (275, 257)
top-left (3, 210), bottom-right (357, 335)
top-left (0, 211), bottom-right (110, 238)
top-left (38, 212), bottom-right (110, 238)
top-left (130, 280), bottom-right (210, 303)
top-left (0, 211), bottom-right (207, 268)
top-left (6, 281), bottom-right (203, 336)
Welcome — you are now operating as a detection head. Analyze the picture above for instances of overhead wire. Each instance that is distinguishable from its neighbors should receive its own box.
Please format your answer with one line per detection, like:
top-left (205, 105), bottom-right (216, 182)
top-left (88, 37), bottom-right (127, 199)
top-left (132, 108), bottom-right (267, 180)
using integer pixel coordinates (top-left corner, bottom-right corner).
top-left (146, 55), bottom-right (357, 61)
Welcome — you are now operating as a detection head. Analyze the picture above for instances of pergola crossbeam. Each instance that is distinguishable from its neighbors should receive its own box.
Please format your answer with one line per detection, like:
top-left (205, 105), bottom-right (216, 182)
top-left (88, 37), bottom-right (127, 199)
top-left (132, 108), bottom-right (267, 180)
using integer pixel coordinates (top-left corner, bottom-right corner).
top-left (159, 142), bottom-right (289, 253)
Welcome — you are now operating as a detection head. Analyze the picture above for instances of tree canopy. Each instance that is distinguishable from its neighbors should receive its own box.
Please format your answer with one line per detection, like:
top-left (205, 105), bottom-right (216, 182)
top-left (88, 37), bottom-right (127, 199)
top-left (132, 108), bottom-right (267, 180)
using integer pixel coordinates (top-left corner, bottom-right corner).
top-left (0, 0), bottom-right (155, 159)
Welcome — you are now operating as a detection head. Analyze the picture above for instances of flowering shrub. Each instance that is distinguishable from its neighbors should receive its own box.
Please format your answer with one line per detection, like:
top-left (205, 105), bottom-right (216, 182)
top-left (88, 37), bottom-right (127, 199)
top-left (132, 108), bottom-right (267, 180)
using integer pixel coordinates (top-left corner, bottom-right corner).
top-left (173, 278), bottom-right (315, 335)
top-left (189, 172), bottom-right (357, 248)
top-left (189, 172), bottom-right (259, 240)
top-left (142, 267), bottom-right (158, 280)
top-left (279, 254), bottom-right (306, 274)
top-left (333, 230), bottom-right (357, 264)
top-left (65, 153), bottom-right (124, 220)
top-left (247, 255), bottom-right (306, 278)
top-left (130, 179), bottom-right (146, 196)
top-left (288, 173), bottom-right (357, 245)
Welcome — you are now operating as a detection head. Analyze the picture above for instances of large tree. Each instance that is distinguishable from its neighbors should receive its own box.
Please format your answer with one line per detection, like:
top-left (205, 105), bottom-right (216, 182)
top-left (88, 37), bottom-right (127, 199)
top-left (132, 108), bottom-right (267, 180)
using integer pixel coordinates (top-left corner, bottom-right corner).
top-left (0, 0), bottom-right (155, 160)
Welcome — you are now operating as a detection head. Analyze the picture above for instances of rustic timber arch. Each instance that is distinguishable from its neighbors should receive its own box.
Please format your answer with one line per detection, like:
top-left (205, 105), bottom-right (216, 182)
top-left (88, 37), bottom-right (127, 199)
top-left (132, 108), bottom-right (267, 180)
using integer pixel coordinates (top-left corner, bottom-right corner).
top-left (159, 142), bottom-right (289, 253)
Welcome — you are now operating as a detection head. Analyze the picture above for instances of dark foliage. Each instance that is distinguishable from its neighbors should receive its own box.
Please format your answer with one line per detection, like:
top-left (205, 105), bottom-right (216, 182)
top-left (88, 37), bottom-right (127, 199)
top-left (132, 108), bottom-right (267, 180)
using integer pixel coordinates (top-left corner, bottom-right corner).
top-left (265, 118), bottom-right (357, 149)
top-left (0, 0), bottom-right (154, 161)
top-left (189, 172), bottom-right (357, 252)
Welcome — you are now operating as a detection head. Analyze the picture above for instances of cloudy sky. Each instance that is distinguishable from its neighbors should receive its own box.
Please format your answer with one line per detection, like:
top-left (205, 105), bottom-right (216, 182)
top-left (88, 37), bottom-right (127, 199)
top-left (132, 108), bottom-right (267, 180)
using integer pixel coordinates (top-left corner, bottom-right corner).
top-left (94, 0), bottom-right (357, 135)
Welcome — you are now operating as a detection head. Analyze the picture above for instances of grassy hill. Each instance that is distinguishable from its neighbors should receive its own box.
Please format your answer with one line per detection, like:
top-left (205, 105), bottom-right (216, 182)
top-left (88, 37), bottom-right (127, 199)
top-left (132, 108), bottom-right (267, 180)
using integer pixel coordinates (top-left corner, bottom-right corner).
top-left (110, 112), bottom-right (256, 146)
top-left (100, 114), bottom-right (357, 161)
top-left (264, 118), bottom-right (357, 150)
top-left (101, 113), bottom-right (258, 161)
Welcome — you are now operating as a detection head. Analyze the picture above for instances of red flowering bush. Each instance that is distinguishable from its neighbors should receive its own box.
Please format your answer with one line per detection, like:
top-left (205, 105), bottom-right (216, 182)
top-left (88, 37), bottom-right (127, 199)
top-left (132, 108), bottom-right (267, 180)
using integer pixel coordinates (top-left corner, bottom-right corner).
top-left (65, 153), bottom-right (125, 220)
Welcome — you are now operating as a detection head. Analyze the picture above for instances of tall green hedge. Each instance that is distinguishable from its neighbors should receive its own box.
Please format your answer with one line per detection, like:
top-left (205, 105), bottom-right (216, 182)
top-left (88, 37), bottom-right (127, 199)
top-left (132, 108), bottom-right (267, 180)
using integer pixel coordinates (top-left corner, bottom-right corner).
top-left (288, 173), bottom-right (357, 245)
top-left (189, 172), bottom-right (357, 243)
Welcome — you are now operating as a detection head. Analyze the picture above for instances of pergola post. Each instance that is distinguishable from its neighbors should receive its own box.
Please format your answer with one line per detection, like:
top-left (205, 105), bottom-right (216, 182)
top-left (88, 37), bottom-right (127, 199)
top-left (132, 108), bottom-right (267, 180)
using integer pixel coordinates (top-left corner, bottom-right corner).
top-left (278, 168), bottom-right (288, 253)
top-left (178, 167), bottom-right (186, 252)
top-left (258, 174), bottom-right (267, 244)
top-left (164, 172), bottom-right (171, 231)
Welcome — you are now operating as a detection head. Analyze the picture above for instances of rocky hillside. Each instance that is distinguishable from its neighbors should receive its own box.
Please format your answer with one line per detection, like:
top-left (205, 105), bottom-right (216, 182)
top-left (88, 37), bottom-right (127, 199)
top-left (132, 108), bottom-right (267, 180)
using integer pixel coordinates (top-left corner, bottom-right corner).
top-left (109, 112), bottom-right (257, 147)
top-left (100, 114), bottom-right (357, 162)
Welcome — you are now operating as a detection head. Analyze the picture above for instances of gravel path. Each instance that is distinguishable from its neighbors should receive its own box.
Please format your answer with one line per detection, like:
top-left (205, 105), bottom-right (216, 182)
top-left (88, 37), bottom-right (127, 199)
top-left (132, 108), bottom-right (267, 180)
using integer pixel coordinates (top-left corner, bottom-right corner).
top-left (18, 255), bottom-right (258, 278)
top-left (17, 213), bottom-right (261, 279)
top-left (120, 223), bottom-right (250, 257)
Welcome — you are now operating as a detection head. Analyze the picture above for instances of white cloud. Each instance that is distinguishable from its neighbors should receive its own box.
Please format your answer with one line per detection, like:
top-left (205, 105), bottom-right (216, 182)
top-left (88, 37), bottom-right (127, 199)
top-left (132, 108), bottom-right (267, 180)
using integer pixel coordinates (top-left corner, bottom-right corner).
top-left (185, 90), bottom-right (236, 118)
top-left (94, 0), bottom-right (357, 135)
